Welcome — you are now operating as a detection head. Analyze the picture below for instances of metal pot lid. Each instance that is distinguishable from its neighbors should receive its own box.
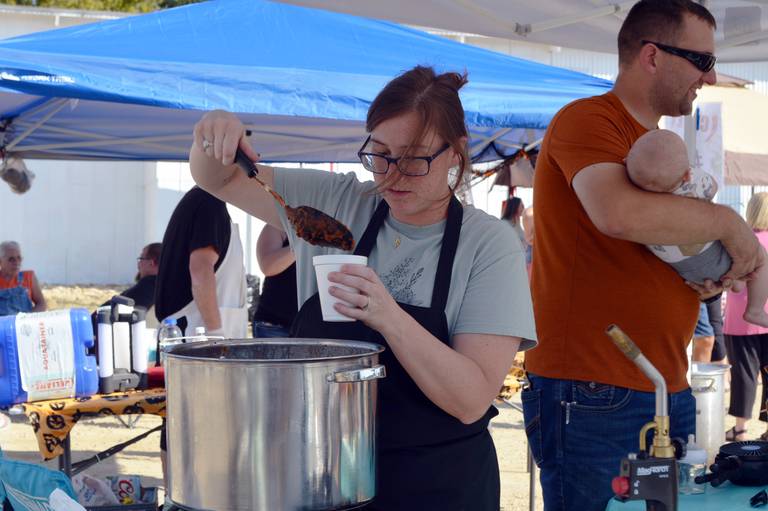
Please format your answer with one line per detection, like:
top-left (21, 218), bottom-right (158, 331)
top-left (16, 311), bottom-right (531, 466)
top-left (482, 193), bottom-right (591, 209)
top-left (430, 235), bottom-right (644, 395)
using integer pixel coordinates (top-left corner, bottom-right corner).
top-left (166, 338), bottom-right (384, 363)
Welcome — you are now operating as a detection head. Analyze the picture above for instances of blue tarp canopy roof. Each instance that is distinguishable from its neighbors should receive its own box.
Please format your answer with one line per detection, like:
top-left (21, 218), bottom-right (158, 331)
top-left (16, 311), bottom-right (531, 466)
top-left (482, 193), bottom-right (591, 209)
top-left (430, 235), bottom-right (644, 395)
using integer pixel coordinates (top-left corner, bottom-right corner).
top-left (0, 0), bottom-right (612, 162)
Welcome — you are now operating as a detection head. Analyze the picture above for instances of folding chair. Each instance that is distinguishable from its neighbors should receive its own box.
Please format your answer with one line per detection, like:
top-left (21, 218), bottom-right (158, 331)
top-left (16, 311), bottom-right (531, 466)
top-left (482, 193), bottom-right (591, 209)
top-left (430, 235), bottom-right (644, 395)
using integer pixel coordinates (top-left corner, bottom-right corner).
top-left (0, 450), bottom-right (78, 510)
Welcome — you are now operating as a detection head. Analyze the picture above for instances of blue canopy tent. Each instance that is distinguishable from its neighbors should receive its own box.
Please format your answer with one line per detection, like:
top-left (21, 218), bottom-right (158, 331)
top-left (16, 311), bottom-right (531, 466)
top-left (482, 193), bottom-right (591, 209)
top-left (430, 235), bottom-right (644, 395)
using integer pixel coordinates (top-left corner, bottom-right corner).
top-left (0, 0), bottom-right (612, 163)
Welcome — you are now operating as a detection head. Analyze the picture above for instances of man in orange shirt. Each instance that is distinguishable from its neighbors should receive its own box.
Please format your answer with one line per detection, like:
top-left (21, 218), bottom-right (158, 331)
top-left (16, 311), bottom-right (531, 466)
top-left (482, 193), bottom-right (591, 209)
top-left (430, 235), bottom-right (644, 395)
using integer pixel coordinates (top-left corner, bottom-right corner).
top-left (522, 1), bottom-right (763, 510)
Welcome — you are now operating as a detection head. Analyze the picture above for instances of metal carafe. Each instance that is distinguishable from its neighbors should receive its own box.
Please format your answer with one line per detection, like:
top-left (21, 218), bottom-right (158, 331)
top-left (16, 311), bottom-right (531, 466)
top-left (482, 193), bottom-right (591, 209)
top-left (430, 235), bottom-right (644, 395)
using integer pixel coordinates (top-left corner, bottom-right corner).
top-left (691, 362), bottom-right (730, 465)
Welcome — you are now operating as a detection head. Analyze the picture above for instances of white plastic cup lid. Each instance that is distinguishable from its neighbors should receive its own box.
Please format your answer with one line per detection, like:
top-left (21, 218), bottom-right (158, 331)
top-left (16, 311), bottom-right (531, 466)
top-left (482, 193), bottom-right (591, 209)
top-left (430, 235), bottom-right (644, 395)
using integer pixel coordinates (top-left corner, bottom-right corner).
top-left (313, 254), bottom-right (368, 266)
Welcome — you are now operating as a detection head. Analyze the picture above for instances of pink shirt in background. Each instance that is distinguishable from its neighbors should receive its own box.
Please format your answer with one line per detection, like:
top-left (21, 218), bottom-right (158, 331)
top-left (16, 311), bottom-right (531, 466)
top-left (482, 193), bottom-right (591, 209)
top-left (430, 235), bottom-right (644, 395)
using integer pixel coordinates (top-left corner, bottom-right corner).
top-left (723, 230), bottom-right (768, 336)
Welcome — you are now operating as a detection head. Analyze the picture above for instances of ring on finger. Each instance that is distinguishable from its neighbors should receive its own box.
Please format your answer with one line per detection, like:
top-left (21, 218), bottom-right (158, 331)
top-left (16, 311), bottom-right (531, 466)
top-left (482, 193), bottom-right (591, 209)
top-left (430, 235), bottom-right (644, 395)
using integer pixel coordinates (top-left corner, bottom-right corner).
top-left (202, 139), bottom-right (213, 150)
top-left (361, 296), bottom-right (370, 312)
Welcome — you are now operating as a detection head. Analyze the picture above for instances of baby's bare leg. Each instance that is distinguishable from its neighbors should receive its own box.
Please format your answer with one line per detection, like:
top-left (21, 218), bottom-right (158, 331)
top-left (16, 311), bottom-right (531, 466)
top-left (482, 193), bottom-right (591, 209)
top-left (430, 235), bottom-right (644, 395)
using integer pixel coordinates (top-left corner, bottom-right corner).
top-left (744, 247), bottom-right (768, 327)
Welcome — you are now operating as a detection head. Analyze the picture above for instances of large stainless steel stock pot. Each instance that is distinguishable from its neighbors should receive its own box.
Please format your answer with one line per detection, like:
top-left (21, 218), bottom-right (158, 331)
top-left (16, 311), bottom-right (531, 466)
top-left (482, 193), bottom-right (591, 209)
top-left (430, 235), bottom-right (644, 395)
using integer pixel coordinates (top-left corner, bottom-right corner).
top-left (165, 338), bottom-right (386, 511)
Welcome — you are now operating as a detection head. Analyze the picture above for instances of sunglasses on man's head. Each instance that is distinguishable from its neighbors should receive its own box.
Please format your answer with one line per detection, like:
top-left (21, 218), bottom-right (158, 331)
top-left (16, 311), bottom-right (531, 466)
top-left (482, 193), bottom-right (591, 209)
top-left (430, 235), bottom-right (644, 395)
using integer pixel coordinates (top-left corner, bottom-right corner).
top-left (642, 40), bottom-right (716, 73)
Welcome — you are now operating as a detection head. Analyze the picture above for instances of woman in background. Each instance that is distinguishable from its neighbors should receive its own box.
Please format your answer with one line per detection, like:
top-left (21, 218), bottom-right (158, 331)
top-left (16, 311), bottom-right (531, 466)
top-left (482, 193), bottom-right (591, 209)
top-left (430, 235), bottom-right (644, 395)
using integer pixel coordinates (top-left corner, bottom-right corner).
top-left (252, 224), bottom-right (297, 337)
top-left (0, 240), bottom-right (46, 315)
top-left (724, 192), bottom-right (768, 441)
top-left (501, 197), bottom-right (526, 249)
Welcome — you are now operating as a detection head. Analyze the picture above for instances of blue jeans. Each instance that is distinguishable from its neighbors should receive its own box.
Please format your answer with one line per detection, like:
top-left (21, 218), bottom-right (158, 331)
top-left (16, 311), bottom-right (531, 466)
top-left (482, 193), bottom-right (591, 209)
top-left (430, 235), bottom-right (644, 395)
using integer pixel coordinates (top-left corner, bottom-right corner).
top-left (0, 286), bottom-right (33, 316)
top-left (252, 321), bottom-right (290, 338)
top-left (522, 374), bottom-right (695, 511)
top-left (694, 302), bottom-right (714, 337)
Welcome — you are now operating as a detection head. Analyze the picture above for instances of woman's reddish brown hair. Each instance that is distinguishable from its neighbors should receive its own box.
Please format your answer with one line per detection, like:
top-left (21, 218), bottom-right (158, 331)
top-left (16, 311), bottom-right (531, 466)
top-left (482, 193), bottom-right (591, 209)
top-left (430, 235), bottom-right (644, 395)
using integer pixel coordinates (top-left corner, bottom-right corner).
top-left (366, 66), bottom-right (470, 193)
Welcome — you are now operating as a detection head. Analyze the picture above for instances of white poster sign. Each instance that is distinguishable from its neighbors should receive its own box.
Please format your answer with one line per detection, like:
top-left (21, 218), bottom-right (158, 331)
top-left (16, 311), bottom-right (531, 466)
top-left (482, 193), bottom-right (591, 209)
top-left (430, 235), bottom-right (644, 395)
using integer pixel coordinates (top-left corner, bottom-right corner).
top-left (15, 309), bottom-right (76, 401)
top-left (663, 103), bottom-right (724, 192)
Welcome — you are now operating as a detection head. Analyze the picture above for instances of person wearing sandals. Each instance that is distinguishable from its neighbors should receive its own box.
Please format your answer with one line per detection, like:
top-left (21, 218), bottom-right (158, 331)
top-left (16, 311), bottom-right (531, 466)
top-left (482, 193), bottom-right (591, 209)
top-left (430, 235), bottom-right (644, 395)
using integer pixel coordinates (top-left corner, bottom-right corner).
top-left (723, 192), bottom-right (768, 442)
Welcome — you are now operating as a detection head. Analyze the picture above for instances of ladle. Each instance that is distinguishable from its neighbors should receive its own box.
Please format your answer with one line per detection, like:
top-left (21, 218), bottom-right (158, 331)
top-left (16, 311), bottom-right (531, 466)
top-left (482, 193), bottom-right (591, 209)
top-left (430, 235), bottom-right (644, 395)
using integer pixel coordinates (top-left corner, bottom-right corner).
top-left (234, 148), bottom-right (354, 251)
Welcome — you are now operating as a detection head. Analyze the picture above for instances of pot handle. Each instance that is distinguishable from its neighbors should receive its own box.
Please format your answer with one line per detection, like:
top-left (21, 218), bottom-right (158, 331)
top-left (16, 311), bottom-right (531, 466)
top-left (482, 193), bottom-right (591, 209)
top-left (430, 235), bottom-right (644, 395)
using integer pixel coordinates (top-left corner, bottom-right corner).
top-left (691, 377), bottom-right (716, 392)
top-left (329, 365), bottom-right (386, 383)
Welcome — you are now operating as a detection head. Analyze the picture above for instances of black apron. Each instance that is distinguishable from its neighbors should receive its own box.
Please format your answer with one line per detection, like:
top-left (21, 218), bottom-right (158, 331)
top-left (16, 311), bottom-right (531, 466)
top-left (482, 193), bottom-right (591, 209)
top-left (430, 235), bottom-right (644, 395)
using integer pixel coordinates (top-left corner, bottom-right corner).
top-left (291, 196), bottom-right (500, 510)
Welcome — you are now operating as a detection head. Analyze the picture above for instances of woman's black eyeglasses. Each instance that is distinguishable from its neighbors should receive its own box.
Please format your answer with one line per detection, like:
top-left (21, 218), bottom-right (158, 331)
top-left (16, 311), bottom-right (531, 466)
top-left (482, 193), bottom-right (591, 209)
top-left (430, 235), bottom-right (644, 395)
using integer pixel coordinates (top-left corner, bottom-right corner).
top-left (642, 40), bottom-right (716, 73)
top-left (357, 135), bottom-right (450, 176)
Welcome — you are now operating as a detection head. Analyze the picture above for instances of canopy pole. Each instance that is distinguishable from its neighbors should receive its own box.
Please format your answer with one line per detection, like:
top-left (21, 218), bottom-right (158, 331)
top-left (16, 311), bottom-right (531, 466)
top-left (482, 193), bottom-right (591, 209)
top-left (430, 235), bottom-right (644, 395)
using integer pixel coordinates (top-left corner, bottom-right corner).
top-left (5, 98), bottom-right (71, 151)
top-left (521, 2), bottom-right (635, 35)
top-left (259, 139), bottom-right (357, 159)
top-left (10, 124), bottom-right (188, 154)
top-left (453, 0), bottom-right (526, 35)
top-left (1, 96), bottom-right (60, 121)
top-left (13, 120), bottom-right (114, 141)
top-left (11, 120), bottom-right (191, 154)
top-left (13, 133), bottom-right (191, 152)
top-left (143, 162), bottom-right (157, 243)
top-left (245, 214), bottom-right (253, 275)
top-left (469, 127), bottom-right (513, 148)
top-left (476, 139), bottom-right (523, 152)
top-left (719, 30), bottom-right (768, 50)
top-left (525, 138), bottom-right (543, 152)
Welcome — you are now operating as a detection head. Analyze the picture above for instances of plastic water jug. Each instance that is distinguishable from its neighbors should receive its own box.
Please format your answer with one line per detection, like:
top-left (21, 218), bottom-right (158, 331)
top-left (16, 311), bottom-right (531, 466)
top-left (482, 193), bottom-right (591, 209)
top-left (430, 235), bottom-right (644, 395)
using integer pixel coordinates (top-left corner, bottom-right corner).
top-left (0, 308), bottom-right (98, 406)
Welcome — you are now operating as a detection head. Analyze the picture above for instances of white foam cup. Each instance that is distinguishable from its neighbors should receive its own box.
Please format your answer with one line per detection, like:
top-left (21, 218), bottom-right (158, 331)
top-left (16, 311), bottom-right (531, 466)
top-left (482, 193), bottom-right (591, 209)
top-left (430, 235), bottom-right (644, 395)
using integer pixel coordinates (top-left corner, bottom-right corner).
top-left (313, 254), bottom-right (369, 322)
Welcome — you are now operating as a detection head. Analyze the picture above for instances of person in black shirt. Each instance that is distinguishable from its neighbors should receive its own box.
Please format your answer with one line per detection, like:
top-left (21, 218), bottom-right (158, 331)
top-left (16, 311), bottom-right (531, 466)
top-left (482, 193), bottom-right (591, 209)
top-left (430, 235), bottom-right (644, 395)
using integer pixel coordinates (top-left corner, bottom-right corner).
top-left (93, 242), bottom-right (161, 326)
top-left (126, 243), bottom-right (161, 311)
top-left (154, 186), bottom-right (247, 337)
top-left (252, 224), bottom-right (297, 337)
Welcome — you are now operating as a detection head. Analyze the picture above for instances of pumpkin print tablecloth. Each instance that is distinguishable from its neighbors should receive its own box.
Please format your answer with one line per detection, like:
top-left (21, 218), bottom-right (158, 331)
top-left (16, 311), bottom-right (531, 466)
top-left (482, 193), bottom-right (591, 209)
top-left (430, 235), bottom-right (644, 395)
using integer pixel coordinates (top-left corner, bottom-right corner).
top-left (21, 388), bottom-right (166, 460)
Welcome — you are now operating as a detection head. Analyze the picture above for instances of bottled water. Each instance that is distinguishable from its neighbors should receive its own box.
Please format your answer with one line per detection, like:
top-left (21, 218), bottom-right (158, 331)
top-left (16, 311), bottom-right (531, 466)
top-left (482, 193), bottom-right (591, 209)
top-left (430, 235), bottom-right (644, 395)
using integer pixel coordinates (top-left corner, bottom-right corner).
top-left (678, 434), bottom-right (707, 495)
top-left (157, 318), bottom-right (183, 367)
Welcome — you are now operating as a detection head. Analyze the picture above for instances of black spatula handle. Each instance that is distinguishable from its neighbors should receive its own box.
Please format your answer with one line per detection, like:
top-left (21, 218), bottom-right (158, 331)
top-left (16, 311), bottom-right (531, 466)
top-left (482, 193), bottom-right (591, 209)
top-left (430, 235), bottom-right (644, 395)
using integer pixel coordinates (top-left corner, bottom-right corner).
top-left (234, 147), bottom-right (258, 178)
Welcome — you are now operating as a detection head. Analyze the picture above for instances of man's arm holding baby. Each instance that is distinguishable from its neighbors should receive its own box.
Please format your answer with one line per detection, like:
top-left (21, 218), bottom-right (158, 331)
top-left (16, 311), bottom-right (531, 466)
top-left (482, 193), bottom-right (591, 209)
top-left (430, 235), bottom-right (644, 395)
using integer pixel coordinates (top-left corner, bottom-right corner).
top-left (572, 162), bottom-right (762, 283)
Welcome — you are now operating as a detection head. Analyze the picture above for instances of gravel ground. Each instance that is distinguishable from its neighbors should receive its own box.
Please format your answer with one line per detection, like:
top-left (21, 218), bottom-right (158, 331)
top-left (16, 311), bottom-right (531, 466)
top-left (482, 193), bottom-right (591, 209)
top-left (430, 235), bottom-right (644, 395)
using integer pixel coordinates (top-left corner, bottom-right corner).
top-left (42, 285), bottom-right (126, 311)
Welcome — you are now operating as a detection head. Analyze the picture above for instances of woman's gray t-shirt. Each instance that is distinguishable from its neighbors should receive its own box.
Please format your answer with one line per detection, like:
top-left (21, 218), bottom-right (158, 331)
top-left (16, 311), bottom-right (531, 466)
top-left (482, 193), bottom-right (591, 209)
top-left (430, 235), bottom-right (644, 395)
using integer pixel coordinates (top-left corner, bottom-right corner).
top-left (273, 167), bottom-right (537, 349)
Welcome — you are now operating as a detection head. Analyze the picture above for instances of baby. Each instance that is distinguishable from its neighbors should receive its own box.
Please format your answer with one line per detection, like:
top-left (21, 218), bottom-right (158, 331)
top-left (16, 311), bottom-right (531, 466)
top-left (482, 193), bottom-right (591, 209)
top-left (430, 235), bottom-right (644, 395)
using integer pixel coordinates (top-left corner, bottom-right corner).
top-left (626, 129), bottom-right (768, 328)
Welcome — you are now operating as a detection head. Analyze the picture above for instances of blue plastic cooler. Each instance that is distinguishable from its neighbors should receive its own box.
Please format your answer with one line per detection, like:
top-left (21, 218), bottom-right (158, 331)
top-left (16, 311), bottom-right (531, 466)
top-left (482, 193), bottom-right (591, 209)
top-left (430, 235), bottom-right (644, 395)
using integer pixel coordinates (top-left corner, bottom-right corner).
top-left (0, 308), bottom-right (98, 406)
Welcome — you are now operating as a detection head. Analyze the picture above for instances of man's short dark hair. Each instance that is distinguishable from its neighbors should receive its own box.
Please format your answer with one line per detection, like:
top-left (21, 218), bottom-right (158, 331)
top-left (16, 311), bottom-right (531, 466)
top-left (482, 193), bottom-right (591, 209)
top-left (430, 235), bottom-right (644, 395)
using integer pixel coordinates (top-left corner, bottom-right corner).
top-left (618, 0), bottom-right (716, 66)
top-left (144, 242), bottom-right (162, 264)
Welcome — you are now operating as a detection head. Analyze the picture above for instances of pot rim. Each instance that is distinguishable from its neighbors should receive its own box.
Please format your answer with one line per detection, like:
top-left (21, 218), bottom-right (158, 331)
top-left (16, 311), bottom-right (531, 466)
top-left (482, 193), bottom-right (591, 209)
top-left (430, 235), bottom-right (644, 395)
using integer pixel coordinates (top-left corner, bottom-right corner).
top-left (691, 362), bottom-right (732, 375)
top-left (165, 337), bottom-right (385, 363)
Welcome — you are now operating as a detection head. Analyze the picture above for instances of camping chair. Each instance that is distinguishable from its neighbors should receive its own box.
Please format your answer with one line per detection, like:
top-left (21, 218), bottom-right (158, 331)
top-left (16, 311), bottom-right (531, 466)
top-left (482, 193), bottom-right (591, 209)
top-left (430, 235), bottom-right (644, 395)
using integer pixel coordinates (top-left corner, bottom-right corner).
top-left (0, 450), bottom-right (77, 510)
